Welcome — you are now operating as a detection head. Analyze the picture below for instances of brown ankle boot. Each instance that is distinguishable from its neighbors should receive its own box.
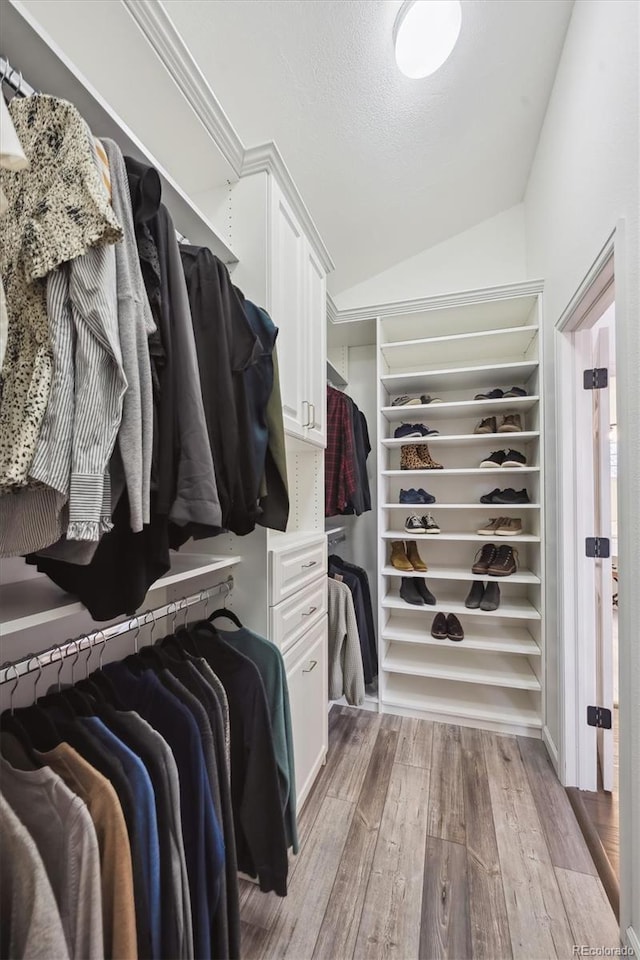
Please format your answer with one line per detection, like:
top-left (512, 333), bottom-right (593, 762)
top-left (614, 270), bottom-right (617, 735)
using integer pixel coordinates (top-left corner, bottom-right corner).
top-left (406, 540), bottom-right (427, 572)
top-left (390, 540), bottom-right (413, 571)
top-left (400, 445), bottom-right (425, 470)
top-left (418, 444), bottom-right (443, 469)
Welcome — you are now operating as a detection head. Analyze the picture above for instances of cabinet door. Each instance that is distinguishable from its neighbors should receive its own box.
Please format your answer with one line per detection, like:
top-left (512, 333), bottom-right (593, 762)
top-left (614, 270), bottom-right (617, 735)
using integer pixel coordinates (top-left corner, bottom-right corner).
top-left (284, 616), bottom-right (328, 808)
top-left (270, 183), bottom-right (306, 439)
top-left (304, 242), bottom-right (327, 448)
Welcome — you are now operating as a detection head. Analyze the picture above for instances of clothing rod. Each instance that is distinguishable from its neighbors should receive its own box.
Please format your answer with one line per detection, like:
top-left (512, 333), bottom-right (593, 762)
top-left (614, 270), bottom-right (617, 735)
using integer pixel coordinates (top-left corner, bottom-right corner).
top-left (327, 532), bottom-right (346, 546)
top-left (0, 575), bottom-right (234, 685)
top-left (0, 56), bottom-right (37, 97)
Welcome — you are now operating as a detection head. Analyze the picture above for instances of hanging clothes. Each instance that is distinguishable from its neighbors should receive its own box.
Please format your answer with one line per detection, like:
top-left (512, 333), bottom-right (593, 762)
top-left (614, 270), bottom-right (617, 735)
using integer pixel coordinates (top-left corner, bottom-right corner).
top-left (329, 554), bottom-right (378, 684)
top-left (325, 385), bottom-right (372, 517)
top-left (327, 577), bottom-right (366, 706)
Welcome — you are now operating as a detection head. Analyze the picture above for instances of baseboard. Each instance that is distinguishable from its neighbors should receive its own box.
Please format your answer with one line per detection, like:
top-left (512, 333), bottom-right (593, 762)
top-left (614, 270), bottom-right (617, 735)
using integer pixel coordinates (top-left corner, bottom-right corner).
top-left (625, 924), bottom-right (639, 956)
top-left (542, 725), bottom-right (559, 773)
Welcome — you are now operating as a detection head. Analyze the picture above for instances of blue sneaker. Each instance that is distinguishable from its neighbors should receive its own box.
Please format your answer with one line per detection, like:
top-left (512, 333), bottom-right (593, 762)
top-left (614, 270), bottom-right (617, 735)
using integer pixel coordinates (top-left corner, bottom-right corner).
top-left (399, 488), bottom-right (436, 504)
top-left (394, 423), bottom-right (424, 439)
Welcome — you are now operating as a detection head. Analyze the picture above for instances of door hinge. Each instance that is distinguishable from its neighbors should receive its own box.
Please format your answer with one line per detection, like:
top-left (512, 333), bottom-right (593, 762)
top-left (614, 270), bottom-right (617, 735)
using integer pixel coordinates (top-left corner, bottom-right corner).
top-left (587, 705), bottom-right (612, 729)
top-left (585, 537), bottom-right (611, 558)
top-left (583, 367), bottom-right (609, 389)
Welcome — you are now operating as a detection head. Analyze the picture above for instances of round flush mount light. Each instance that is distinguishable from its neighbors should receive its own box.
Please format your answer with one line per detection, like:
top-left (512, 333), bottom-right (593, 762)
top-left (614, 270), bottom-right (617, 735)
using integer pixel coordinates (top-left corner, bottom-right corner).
top-left (393, 0), bottom-right (462, 79)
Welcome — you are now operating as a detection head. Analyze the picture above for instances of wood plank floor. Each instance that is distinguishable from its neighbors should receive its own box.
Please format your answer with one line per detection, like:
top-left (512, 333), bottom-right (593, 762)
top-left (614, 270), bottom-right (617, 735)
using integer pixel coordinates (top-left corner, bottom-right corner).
top-left (240, 707), bottom-right (619, 960)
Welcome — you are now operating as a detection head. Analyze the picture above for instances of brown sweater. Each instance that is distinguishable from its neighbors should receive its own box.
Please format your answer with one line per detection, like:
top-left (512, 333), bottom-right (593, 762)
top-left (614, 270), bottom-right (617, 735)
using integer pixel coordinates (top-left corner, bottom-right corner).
top-left (38, 742), bottom-right (138, 960)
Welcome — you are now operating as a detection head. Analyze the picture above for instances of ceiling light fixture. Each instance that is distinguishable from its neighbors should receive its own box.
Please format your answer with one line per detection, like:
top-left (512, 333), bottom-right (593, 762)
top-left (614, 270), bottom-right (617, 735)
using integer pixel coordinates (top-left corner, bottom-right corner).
top-left (393, 0), bottom-right (462, 79)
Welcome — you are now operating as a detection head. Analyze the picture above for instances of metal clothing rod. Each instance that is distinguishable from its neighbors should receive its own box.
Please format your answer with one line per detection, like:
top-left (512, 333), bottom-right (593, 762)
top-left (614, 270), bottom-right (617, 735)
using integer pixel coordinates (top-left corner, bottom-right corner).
top-left (0, 56), bottom-right (37, 97)
top-left (0, 575), bottom-right (234, 685)
top-left (327, 528), bottom-right (347, 546)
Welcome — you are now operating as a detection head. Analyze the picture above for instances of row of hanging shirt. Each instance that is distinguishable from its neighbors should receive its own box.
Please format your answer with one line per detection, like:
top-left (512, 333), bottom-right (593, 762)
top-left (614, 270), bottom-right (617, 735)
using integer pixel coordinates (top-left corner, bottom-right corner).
top-left (0, 604), bottom-right (297, 960)
top-left (0, 89), bottom-right (290, 620)
top-left (325, 385), bottom-right (372, 517)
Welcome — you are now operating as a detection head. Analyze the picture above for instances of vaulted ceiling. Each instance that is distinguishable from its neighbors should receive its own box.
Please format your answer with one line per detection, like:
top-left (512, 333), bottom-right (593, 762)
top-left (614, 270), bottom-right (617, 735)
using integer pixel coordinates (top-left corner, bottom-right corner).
top-left (164, 0), bottom-right (573, 293)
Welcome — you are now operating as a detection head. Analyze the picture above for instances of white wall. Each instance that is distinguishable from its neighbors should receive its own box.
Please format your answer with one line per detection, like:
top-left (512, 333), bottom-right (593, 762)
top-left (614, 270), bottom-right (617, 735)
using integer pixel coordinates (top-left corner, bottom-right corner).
top-left (524, 0), bottom-right (639, 942)
top-left (334, 204), bottom-right (528, 311)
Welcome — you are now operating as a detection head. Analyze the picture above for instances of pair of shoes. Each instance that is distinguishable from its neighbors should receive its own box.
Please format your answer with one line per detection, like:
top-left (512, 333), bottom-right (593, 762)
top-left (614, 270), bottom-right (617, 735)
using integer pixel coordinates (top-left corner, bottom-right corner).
top-left (404, 514), bottom-right (440, 534)
top-left (400, 578), bottom-right (436, 605)
top-left (477, 517), bottom-right (523, 536)
top-left (465, 581), bottom-right (500, 611)
top-left (474, 386), bottom-right (527, 400)
top-left (480, 487), bottom-right (530, 504)
top-left (420, 394), bottom-right (443, 404)
top-left (394, 423), bottom-right (440, 439)
top-left (431, 612), bottom-right (464, 642)
top-left (391, 394), bottom-right (443, 406)
top-left (471, 544), bottom-right (519, 577)
top-left (399, 488), bottom-right (436, 504)
top-left (391, 540), bottom-right (427, 572)
top-left (480, 449), bottom-right (527, 468)
top-left (401, 444), bottom-right (443, 470)
top-left (474, 414), bottom-right (523, 434)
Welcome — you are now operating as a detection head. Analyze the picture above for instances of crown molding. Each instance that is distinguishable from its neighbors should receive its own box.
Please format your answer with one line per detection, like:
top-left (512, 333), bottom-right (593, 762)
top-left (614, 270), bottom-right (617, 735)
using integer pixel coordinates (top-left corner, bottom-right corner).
top-left (326, 293), bottom-right (339, 324)
top-left (329, 279), bottom-right (545, 323)
top-left (123, 0), bottom-right (245, 175)
top-left (241, 143), bottom-right (335, 273)
top-left (123, 0), bottom-right (335, 273)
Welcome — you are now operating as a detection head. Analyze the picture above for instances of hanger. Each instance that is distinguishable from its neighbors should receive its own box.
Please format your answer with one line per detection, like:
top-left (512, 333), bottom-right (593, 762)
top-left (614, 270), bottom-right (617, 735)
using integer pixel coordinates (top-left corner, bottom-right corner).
top-left (5, 655), bottom-right (64, 752)
top-left (206, 582), bottom-right (242, 628)
top-left (55, 636), bottom-right (96, 715)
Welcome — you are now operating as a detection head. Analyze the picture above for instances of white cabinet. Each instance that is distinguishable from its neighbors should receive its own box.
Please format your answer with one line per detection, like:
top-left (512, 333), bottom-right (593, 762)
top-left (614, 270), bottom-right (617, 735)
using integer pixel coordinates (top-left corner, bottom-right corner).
top-left (270, 181), bottom-right (327, 447)
top-left (284, 615), bottom-right (328, 808)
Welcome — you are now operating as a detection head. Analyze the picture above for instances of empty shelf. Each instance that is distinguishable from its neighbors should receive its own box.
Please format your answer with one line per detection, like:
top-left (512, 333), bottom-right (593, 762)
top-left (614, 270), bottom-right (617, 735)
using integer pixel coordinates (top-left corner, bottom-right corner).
top-left (382, 592), bottom-right (541, 621)
top-left (380, 325), bottom-right (539, 371)
top-left (381, 360), bottom-right (539, 395)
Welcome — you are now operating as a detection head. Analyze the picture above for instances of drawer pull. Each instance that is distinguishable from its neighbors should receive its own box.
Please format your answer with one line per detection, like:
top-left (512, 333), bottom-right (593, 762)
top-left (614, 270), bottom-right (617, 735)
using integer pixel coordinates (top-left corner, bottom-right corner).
top-left (301, 560), bottom-right (318, 569)
top-left (302, 659), bottom-right (318, 673)
top-left (301, 606), bottom-right (318, 618)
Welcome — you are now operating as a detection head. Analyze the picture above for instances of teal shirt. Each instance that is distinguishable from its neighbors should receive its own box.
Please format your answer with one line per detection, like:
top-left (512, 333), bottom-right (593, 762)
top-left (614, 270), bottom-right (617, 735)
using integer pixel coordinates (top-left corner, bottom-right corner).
top-left (217, 626), bottom-right (298, 853)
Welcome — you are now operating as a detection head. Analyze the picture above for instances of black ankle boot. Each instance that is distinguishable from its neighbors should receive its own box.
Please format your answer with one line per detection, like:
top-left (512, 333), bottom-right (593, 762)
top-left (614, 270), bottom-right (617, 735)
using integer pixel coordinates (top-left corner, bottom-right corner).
top-left (416, 579), bottom-right (436, 605)
top-left (465, 581), bottom-right (484, 608)
top-left (400, 578), bottom-right (424, 605)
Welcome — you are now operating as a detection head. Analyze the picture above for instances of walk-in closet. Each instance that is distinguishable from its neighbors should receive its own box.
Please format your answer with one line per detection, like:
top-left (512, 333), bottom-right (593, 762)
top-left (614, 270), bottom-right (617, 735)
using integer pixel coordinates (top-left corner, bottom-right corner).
top-left (1, 0), bottom-right (638, 958)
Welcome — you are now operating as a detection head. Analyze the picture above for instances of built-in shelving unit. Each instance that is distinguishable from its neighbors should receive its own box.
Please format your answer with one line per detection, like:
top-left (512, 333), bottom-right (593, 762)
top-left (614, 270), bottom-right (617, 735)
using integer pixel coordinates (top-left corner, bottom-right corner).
top-left (376, 285), bottom-right (545, 735)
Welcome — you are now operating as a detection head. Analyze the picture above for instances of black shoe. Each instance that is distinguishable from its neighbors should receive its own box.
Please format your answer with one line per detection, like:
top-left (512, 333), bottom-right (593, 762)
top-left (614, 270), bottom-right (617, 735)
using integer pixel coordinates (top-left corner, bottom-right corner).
top-left (416, 488), bottom-right (436, 504)
top-left (493, 487), bottom-right (530, 504)
top-left (503, 449), bottom-right (526, 468)
top-left (431, 612), bottom-right (448, 639)
top-left (447, 614), bottom-right (464, 641)
top-left (394, 423), bottom-right (424, 439)
top-left (400, 578), bottom-right (424, 605)
top-left (474, 388), bottom-right (504, 400)
top-left (480, 581), bottom-right (501, 611)
top-left (415, 579), bottom-right (437, 605)
top-left (465, 581), bottom-right (484, 608)
top-left (480, 450), bottom-right (507, 468)
top-left (480, 488), bottom-right (502, 504)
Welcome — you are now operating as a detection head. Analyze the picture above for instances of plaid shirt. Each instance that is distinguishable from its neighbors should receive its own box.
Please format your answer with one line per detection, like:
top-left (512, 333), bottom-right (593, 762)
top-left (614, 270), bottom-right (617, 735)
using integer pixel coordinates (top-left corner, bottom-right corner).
top-left (325, 386), bottom-right (358, 516)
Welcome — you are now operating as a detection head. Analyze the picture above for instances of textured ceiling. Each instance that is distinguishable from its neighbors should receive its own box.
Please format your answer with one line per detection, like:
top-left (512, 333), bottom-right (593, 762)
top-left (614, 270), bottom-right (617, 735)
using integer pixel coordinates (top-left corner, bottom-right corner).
top-left (164, 0), bottom-right (573, 293)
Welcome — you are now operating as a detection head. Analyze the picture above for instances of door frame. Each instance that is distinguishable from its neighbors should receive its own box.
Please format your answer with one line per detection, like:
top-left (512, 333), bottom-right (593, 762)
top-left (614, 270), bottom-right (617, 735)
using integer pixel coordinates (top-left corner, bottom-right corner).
top-left (555, 231), bottom-right (615, 792)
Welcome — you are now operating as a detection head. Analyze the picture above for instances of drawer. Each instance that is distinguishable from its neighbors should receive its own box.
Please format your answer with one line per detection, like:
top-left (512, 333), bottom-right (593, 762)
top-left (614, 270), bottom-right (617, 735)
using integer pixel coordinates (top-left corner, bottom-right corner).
top-left (269, 535), bottom-right (327, 605)
top-left (270, 577), bottom-right (327, 654)
top-left (284, 617), bottom-right (328, 808)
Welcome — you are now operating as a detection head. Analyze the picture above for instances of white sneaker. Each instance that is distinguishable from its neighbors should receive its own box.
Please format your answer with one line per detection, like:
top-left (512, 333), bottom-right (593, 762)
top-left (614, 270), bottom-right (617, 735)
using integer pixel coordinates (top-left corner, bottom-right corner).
top-left (421, 514), bottom-right (441, 534)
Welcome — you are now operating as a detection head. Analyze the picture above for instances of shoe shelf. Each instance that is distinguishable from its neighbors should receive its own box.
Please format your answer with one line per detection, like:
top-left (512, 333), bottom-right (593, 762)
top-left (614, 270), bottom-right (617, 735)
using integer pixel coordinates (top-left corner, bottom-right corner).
top-left (381, 565), bottom-right (540, 585)
top-left (382, 675), bottom-right (543, 731)
top-left (382, 643), bottom-right (541, 691)
top-left (381, 531), bottom-right (541, 543)
top-left (383, 467), bottom-right (540, 477)
top-left (380, 325), bottom-right (539, 371)
top-left (382, 617), bottom-right (541, 656)
top-left (382, 593), bottom-right (541, 621)
top-left (382, 431), bottom-right (540, 447)
top-left (377, 285), bottom-right (545, 735)
top-left (381, 360), bottom-right (538, 395)
top-left (382, 395), bottom-right (539, 422)
top-left (382, 503), bottom-right (541, 510)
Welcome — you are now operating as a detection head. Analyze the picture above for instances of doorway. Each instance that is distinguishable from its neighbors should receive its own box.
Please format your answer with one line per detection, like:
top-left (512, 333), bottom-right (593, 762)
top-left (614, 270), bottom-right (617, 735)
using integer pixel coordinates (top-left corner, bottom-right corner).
top-left (556, 246), bottom-right (620, 913)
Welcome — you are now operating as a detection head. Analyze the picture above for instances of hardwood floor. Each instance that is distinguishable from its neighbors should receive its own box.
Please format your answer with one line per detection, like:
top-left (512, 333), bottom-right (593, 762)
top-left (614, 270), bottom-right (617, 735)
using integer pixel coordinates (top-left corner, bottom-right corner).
top-left (239, 707), bottom-right (619, 960)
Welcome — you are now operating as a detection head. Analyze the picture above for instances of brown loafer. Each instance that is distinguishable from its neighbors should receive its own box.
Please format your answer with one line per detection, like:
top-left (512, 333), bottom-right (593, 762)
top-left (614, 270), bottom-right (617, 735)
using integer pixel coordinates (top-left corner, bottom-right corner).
top-left (447, 613), bottom-right (464, 642)
top-left (431, 612), bottom-right (448, 639)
